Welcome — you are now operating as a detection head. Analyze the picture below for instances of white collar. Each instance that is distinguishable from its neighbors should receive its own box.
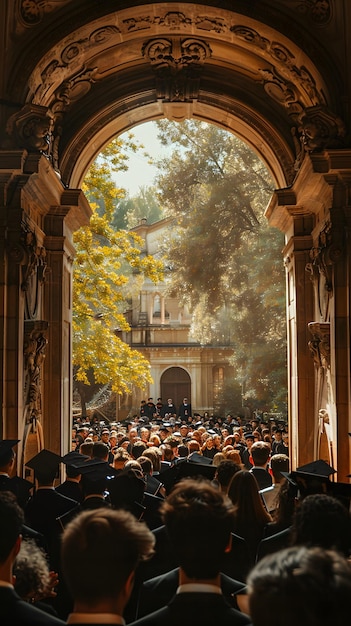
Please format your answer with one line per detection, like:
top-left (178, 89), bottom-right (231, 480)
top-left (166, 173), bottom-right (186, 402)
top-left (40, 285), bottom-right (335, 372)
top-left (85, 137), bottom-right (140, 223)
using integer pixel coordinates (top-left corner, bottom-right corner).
top-left (177, 583), bottom-right (221, 595)
top-left (67, 613), bottom-right (125, 624)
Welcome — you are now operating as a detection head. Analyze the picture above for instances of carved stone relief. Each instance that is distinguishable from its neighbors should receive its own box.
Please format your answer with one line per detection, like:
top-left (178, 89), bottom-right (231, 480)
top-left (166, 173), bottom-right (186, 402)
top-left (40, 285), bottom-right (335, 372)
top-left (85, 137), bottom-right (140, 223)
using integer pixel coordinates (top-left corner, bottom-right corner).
top-left (16, 0), bottom-right (69, 29)
top-left (142, 37), bottom-right (211, 102)
top-left (298, 105), bottom-right (346, 152)
top-left (20, 228), bottom-right (48, 321)
top-left (308, 321), bottom-right (330, 369)
top-left (305, 221), bottom-right (344, 321)
top-left (20, 5), bottom-right (342, 177)
top-left (23, 320), bottom-right (48, 424)
top-left (5, 104), bottom-right (53, 153)
top-left (285, 0), bottom-right (332, 25)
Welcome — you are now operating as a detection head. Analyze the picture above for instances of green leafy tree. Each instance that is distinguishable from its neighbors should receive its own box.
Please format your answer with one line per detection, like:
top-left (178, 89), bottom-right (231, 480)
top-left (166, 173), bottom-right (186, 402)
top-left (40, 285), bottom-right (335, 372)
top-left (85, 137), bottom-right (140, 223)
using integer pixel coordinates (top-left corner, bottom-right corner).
top-left (111, 186), bottom-right (163, 230)
top-left (155, 120), bottom-right (287, 413)
top-left (73, 136), bottom-right (163, 414)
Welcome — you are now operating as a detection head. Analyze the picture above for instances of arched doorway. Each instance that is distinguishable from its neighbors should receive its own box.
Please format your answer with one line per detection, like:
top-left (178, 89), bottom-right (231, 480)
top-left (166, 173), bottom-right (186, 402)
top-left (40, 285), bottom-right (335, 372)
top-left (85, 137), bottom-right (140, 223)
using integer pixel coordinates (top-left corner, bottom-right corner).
top-left (160, 367), bottom-right (191, 412)
top-left (0, 1), bottom-right (350, 477)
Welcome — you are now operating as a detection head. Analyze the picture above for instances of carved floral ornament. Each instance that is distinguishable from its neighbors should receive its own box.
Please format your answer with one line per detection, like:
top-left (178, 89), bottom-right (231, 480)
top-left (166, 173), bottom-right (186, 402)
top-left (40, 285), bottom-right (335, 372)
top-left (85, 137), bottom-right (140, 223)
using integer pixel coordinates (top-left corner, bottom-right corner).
top-left (305, 221), bottom-right (344, 322)
top-left (9, 6), bottom-right (342, 171)
top-left (308, 322), bottom-right (330, 369)
top-left (286, 0), bottom-right (332, 25)
top-left (142, 37), bottom-right (211, 102)
top-left (7, 223), bottom-right (48, 321)
top-left (23, 320), bottom-right (48, 423)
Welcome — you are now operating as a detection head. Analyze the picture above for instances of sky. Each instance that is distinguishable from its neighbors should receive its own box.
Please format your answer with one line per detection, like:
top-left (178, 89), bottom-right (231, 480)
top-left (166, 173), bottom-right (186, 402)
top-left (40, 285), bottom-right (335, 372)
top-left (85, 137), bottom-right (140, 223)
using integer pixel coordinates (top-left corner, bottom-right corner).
top-left (115, 121), bottom-right (169, 196)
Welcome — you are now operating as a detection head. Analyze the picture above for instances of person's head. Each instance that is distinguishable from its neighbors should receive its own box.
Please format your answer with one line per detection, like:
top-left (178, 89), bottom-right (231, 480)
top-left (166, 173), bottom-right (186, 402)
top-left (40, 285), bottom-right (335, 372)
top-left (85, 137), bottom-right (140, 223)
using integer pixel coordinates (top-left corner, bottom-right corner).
top-left (190, 430), bottom-right (202, 444)
top-left (251, 441), bottom-right (271, 467)
top-left (225, 449), bottom-right (243, 466)
top-left (244, 433), bottom-right (255, 449)
top-left (188, 439), bottom-right (201, 453)
top-left (212, 452), bottom-right (225, 467)
top-left (131, 440), bottom-right (147, 459)
top-left (247, 546), bottom-right (351, 626)
top-left (161, 478), bottom-right (235, 579)
top-left (216, 460), bottom-right (242, 492)
top-left (79, 441), bottom-right (94, 457)
top-left (291, 493), bottom-right (351, 557)
top-left (113, 447), bottom-right (131, 471)
top-left (140, 427), bottom-right (150, 443)
top-left (92, 441), bottom-right (109, 461)
top-left (13, 539), bottom-right (51, 601)
top-left (139, 447), bottom-right (161, 472)
top-left (228, 470), bottom-right (271, 527)
top-left (0, 492), bottom-right (23, 573)
top-left (128, 428), bottom-right (139, 442)
top-left (0, 440), bottom-right (17, 473)
top-left (270, 453), bottom-right (289, 483)
top-left (61, 509), bottom-right (155, 609)
top-left (100, 430), bottom-right (110, 444)
top-left (138, 456), bottom-right (153, 476)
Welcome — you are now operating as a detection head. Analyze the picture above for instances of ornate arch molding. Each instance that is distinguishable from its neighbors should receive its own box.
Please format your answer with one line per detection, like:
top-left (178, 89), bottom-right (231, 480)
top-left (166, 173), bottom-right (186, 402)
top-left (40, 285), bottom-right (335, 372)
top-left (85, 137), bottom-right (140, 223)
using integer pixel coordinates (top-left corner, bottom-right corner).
top-left (4, 4), bottom-right (345, 190)
top-left (61, 97), bottom-right (294, 189)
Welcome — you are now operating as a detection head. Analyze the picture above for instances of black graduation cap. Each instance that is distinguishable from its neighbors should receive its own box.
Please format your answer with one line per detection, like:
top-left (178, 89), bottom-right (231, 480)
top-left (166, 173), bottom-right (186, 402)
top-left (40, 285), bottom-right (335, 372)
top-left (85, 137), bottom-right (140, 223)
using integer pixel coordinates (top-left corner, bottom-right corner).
top-left (177, 460), bottom-right (217, 482)
top-left (160, 459), bottom-right (216, 493)
top-left (76, 459), bottom-right (120, 481)
top-left (280, 460), bottom-right (335, 498)
top-left (108, 468), bottom-right (146, 516)
top-left (61, 451), bottom-right (90, 466)
top-left (188, 451), bottom-right (213, 465)
top-left (244, 432), bottom-right (254, 440)
top-left (0, 439), bottom-right (19, 464)
top-left (296, 460), bottom-right (336, 479)
top-left (25, 449), bottom-right (62, 479)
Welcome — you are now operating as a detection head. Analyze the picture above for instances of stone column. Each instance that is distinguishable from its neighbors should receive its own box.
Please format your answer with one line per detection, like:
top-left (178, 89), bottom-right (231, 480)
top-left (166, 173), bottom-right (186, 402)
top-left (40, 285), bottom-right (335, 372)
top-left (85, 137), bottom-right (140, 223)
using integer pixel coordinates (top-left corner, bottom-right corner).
top-left (0, 153), bottom-right (91, 463)
top-left (42, 189), bottom-right (91, 455)
top-left (283, 213), bottom-right (315, 469)
top-left (268, 152), bottom-right (351, 475)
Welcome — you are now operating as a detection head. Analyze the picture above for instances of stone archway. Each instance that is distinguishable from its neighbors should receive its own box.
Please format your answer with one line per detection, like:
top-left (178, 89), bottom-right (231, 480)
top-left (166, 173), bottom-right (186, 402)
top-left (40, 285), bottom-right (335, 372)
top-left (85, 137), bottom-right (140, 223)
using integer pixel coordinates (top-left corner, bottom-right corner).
top-left (0, 1), bottom-right (350, 478)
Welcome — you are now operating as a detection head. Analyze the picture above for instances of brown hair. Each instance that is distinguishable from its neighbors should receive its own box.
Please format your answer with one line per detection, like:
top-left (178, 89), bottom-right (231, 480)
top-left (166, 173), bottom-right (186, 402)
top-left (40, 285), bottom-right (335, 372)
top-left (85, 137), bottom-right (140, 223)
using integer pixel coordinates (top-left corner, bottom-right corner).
top-left (61, 509), bottom-right (154, 603)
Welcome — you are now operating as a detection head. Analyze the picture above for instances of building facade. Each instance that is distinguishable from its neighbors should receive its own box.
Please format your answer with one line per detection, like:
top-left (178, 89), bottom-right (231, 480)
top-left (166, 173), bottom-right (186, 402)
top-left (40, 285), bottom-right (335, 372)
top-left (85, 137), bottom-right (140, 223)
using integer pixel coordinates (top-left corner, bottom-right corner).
top-left (118, 217), bottom-right (234, 415)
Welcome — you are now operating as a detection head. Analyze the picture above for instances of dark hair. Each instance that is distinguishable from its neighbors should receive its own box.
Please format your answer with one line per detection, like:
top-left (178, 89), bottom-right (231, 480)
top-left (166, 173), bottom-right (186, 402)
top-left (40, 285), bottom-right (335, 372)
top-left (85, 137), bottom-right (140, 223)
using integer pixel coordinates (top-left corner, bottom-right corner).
top-left (251, 441), bottom-right (270, 465)
top-left (92, 441), bottom-right (109, 460)
top-left (0, 492), bottom-right (24, 562)
top-left (131, 441), bottom-right (147, 459)
top-left (291, 493), bottom-right (351, 557)
top-left (227, 470), bottom-right (271, 556)
top-left (161, 478), bottom-right (235, 578)
top-left (216, 460), bottom-right (242, 488)
top-left (247, 546), bottom-right (351, 626)
top-left (61, 508), bottom-right (154, 603)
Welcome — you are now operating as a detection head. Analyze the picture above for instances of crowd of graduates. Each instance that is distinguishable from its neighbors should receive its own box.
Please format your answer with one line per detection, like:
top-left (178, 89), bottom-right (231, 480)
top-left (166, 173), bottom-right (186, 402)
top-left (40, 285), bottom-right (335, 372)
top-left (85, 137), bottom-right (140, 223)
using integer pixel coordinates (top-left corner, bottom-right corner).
top-left (0, 396), bottom-right (351, 624)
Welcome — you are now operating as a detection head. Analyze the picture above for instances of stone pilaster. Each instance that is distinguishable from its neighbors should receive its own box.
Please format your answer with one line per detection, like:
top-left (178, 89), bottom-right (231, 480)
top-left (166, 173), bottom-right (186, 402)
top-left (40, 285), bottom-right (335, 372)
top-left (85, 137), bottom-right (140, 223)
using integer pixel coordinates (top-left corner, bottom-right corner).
top-left (42, 190), bottom-right (91, 455)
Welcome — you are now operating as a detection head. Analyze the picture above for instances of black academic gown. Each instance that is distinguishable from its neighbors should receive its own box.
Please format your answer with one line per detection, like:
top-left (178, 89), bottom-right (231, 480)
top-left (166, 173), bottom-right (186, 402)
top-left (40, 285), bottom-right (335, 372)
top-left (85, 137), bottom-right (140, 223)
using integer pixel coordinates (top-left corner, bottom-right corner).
top-left (55, 480), bottom-right (83, 503)
top-left (130, 590), bottom-right (252, 626)
top-left (136, 567), bottom-right (246, 619)
top-left (25, 489), bottom-right (77, 569)
top-left (0, 587), bottom-right (65, 625)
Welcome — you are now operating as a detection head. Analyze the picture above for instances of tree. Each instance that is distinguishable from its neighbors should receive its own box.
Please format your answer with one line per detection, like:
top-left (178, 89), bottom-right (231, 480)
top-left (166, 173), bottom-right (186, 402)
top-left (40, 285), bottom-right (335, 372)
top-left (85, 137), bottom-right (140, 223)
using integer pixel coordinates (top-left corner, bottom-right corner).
top-left (154, 120), bottom-right (287, 413)
top-left (73, 136), bottom-right (163, 414)
top-left (111, 185), bottom-right (163, 230)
